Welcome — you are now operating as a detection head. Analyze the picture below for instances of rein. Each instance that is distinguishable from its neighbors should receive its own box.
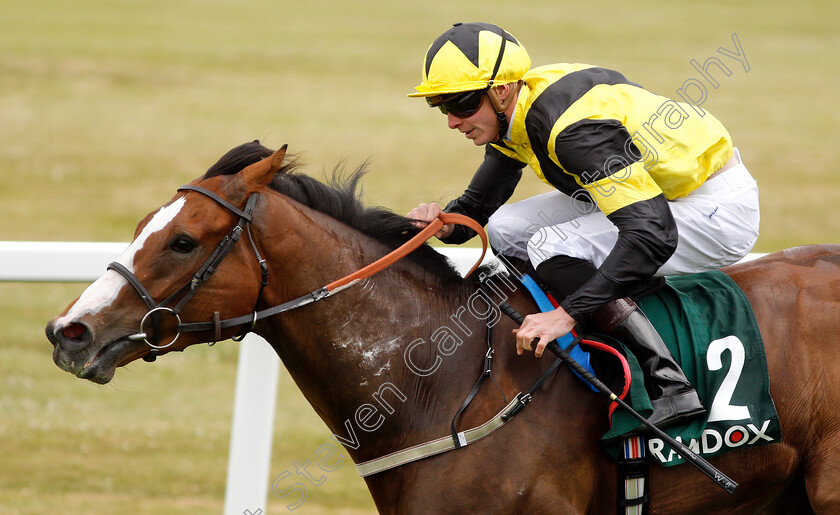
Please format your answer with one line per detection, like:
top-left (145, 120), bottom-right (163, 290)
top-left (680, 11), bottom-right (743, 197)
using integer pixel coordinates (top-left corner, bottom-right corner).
top-left (111, 185), bottom-right (488, 357)
top-left (111, 183), bottom-right (565, 479)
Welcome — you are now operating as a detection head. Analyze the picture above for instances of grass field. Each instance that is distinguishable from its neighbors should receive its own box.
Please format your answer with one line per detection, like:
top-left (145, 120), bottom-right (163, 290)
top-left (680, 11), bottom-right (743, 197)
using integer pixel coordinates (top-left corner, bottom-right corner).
top-left (1, 0), bottom-right (838, 513)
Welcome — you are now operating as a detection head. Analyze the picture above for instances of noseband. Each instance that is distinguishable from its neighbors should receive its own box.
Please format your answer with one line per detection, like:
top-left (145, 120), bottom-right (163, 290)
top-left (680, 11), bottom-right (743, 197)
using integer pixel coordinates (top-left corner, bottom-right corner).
top-left (109, 185), bottom-right (267, 360)
top-left (110, 184), bottom-right (488, 362)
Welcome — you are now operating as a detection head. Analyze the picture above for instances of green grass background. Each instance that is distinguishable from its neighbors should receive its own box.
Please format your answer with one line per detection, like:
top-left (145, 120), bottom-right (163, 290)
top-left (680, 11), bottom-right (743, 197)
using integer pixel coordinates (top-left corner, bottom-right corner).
top-left (1, 0), bottom-right (838, 513)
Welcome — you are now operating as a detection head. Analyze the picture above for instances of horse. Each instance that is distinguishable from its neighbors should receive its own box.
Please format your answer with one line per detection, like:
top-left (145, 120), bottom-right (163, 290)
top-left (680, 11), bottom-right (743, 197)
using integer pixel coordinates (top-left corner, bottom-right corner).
top-left (46, 141), bottom-right (840, 513)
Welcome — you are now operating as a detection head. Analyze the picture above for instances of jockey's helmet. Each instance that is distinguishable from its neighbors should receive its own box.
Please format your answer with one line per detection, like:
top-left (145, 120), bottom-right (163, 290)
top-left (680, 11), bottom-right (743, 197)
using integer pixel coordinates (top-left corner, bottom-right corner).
top-left (408, 22), bottom-right (531, 99)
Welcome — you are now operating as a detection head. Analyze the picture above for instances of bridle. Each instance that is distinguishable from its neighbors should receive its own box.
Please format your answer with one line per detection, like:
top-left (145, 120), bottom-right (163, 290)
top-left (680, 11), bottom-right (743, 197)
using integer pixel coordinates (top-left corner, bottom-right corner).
top-left (109, 185), bottom-right (266, 358)
top-left (109, 184), bottom-right (487, 361)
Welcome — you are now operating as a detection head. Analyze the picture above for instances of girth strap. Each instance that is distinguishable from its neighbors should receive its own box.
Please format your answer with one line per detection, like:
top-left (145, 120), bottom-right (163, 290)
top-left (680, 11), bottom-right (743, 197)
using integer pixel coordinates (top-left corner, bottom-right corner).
top-left (356, 275), bottom-right (567, 477)
top-left (620, 435), bottom-right (649, 514)
top-left (355, 350), bottom-right (563, 478)
top-left (501, 355), bottom-right (564, 422)
top-left (450, 317), bottom-right (505, 449)
top-left (450, 277), bottom-right (508, 448)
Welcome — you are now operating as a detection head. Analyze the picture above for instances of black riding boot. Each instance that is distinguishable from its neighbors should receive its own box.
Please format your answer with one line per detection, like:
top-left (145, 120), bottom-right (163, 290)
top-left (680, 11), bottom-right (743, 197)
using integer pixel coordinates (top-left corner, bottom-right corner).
top-left (591, 298), bottom-right (706, 429)
top-left (535, 255), bottom-right (705, 428)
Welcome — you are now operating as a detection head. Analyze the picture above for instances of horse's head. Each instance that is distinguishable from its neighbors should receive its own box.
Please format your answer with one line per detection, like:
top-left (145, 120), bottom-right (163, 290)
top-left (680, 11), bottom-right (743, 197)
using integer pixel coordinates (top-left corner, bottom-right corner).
top-left (45, 145), bottom-right (288, 384)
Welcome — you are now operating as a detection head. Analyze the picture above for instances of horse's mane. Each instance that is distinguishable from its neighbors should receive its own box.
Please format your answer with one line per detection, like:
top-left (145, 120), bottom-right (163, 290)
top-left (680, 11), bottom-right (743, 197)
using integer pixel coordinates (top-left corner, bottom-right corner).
top-left (204, 141), bottom-right (466, 282)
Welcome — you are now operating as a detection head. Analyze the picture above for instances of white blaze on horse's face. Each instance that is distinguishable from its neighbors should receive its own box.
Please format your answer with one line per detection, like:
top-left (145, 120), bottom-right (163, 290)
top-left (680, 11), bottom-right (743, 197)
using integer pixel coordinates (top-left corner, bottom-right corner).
top-left (59, 197), bottom-right (187, 323)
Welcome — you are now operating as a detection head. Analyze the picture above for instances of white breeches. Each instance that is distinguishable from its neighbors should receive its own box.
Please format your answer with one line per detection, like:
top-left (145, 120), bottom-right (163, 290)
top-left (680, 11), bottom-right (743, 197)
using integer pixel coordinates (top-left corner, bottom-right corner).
top-left (486, 148), bottom-right (760, 276)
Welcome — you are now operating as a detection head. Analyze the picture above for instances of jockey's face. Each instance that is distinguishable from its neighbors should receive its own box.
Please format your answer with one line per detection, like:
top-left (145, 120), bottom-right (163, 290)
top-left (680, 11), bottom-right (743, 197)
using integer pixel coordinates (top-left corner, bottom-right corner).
top-left (446, 94), bottom-right (500, 146)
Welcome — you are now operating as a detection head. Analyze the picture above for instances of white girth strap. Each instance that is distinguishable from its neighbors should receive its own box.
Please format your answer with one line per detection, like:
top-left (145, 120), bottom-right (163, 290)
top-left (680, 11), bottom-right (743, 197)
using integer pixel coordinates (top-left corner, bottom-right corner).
top-left (354, 396), bottom-right (521, 477)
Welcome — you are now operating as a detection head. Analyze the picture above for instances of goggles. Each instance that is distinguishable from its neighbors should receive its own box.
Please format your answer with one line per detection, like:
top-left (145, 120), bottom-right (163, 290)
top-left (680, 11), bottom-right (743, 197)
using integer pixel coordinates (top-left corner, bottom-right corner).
top-left (426, 89), bottom-right (487, 118)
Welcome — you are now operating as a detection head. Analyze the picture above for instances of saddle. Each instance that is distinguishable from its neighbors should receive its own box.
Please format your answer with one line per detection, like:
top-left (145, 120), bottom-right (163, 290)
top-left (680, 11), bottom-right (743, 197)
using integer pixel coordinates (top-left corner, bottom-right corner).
top-left (516, 268), bottom-right (781, 465)
top-left (603, 271), bottom-right (781, 464)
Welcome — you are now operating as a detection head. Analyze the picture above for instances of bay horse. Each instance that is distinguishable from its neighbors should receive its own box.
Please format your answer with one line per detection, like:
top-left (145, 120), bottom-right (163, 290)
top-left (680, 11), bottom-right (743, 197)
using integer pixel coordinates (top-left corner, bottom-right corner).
top-left (46, 141), bottom-right (840, 513)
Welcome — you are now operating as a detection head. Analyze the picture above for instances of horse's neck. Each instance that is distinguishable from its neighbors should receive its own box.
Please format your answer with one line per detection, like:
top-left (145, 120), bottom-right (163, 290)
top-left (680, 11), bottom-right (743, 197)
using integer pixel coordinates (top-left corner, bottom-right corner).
top-left (255, 200), bottom-right (491, 460)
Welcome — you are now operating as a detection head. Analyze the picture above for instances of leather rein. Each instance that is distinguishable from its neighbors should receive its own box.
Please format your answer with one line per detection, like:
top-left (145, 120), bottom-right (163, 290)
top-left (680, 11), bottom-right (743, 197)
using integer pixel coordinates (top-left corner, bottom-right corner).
top-left (110, 184), bottom-right (557, 478)
top-left (109, 184), bottom-right (488, 360)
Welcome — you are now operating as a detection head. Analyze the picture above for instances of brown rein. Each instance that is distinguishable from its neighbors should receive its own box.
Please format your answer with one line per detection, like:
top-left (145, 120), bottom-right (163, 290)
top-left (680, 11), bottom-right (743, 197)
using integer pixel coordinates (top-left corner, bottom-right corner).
top-left (117, 186), bottom-right (488, 352)
top-left (327, 212), bottom-right (487, 291)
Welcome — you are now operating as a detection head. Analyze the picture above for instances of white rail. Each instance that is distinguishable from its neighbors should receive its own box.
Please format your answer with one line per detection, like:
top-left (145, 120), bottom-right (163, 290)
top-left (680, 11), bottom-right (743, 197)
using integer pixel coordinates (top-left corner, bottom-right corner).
top-left (1, 241), bottom-right (765, 512)
top-left (0, 241), bottom-right (494, 515)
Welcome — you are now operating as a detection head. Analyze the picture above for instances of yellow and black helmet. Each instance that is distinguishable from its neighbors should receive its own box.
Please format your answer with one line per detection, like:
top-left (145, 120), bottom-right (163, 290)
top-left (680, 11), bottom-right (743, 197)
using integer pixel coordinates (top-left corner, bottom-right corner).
top-left (409, 22), bottom-right (531, 98)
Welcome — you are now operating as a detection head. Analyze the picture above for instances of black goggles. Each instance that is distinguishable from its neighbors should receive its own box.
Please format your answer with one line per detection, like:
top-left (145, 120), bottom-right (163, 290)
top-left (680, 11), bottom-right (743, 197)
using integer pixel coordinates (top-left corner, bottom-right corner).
top-left (426, 89), bottom-right (487, 118)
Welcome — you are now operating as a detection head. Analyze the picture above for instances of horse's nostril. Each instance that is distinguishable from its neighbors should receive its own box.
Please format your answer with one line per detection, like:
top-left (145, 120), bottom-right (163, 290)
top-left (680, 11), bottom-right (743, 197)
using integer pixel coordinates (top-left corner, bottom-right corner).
top-left (62, 323), bottom-right (87, 341)
top-left (56, 321), bottom-right (92, 351)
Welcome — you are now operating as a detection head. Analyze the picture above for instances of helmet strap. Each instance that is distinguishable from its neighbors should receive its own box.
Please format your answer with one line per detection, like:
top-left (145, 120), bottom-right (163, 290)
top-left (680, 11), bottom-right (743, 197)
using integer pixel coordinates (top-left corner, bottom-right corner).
top-left (494, 110), bottom-right (509, 142)
top-left (487, 81), bottom-right (522, 141)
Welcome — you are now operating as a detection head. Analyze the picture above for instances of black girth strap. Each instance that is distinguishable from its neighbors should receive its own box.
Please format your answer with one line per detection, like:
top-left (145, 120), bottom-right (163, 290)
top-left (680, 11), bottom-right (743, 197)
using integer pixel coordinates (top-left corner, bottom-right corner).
top-left (501, 354), bottom-right (564, 422)
top-left (618, 443), bottom-right (650, 512)
top-left (450, 315), bottom-right (505, 449)
top-left (449, 276), bottom-right (566, 448)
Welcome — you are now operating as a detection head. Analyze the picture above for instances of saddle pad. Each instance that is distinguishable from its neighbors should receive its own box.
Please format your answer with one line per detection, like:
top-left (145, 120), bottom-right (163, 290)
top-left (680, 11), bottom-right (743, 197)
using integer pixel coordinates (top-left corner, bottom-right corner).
top-left (602, 270), bottom-right (781, 467)
top-left (517, 274), bottom-right (594, 377)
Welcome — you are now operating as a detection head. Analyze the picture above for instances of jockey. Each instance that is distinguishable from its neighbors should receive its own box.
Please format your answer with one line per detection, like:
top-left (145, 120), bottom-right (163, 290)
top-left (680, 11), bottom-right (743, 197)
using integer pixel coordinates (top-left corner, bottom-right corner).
top-left (407, 22), bottom-right (760, 429)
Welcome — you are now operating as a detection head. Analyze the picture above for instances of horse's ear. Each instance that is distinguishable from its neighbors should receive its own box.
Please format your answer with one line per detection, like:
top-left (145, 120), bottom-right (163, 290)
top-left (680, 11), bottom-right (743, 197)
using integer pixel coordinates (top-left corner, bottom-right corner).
top-left (240, 144), bottom-right (287, 188)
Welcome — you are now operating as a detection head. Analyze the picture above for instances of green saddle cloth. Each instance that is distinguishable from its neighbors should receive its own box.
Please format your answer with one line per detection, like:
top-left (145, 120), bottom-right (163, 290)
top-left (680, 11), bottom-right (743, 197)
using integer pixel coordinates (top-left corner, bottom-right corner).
top-left (602, 270), bottom-right (781, 466)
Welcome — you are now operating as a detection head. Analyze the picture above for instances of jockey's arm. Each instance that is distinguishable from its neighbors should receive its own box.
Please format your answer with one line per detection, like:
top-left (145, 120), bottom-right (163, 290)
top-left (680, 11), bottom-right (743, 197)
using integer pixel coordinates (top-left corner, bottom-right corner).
top-left (438, 146), bottom-right (525, 244)
top-left (559, 193), bottom-right (678, 320)
top-left (549, 120), bottom-right (678, 321)
top-left (515, 195), bottom-right (678, 357)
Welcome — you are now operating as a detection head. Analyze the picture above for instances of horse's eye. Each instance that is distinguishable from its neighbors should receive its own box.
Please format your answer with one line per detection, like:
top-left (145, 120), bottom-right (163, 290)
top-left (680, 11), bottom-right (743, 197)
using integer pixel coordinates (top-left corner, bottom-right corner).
top-left (170, 237), bottom-right (196, 254)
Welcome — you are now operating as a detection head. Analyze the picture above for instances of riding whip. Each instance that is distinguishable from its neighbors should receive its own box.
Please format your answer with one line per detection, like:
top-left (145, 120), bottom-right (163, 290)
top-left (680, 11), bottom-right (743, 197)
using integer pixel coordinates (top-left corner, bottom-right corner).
top-left (498, 299), bottom-right (738, 494)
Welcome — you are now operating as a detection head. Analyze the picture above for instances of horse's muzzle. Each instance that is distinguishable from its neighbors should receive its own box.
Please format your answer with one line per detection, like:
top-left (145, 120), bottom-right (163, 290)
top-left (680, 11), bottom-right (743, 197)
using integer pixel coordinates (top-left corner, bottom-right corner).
top-left (45, 317), bottom-right (133, 384)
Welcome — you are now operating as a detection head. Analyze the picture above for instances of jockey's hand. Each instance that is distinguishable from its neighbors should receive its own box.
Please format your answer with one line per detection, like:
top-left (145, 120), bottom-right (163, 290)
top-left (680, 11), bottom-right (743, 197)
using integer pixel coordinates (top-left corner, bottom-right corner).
top-left (513, 308), bottom-right (577, 358)
top-left (406, 202), bottom-right (454, 239)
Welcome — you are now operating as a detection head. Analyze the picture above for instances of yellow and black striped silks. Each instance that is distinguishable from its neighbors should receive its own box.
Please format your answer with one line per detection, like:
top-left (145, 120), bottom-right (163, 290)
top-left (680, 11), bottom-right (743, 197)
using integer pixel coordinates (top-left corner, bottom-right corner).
top-left (491, 63), bottom-right (733, 216)
top-left (441, 63), bottom-right (735, 318)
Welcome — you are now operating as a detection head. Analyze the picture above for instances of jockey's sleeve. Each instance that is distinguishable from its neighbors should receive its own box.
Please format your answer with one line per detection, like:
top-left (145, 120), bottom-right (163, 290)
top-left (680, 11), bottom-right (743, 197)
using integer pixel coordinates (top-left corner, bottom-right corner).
top-left (548, 120), bottom-right (679, 320)
top-left (559, 194), bottom-right (678, 320)
top-left (440, 146), bottom-right (525, 244)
